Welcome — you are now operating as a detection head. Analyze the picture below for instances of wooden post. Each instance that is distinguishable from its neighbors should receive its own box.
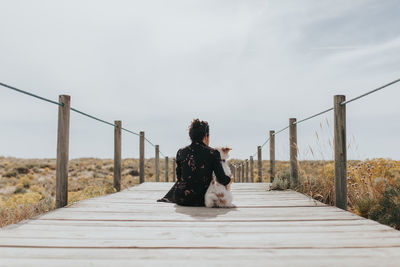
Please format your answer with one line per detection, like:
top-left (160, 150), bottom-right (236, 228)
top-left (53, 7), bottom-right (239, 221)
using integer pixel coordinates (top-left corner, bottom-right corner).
top-left (172, 158), bottom-right (176, 182)
top-left (155, 145), bottom-right (160, 182)
top-left (113, 120), bottom-right (122, 192)
top-left (237, 164), bottom-right (242, 183)
top-left (269, 130), bottom-right (275, 183)
top-left (56, 95), bottom-right (70, 208)
top-left (165, 156), bottom-right (169, 182)
top-left (241, 162), bottom-right (245, 182)
top-left (239, 163), bottom-right (241, 182)
top-left (241, 164), bottom-right (244, 183)
top-left (289, 118), bottom-right (298, 187)
top-left (245, 160), bottom-right (249, 183)
top-left (257, 146), bottom-right (262, 183)
top-left (238, 164), bottom-right (241, 183)
top-left (139, 131), bottom-right (145, 183)
top-left (250, 156), bottom-right (254, 182)
top-left (235, 166), bottom-right (238, 182)
top-left (334, 95), bottom-right (347, 210)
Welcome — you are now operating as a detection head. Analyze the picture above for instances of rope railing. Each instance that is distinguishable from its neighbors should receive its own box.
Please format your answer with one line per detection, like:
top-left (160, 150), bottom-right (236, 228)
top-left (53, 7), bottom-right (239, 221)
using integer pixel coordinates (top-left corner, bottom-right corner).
top-left (70, 106), bottom-right (167, 157)
top-left (341, 77), bottom-right (400, 106)
top-left (1, 81), bottom-right (171, 207)
top-left (0, 82), bottom-right (63, 106)
top-left (70, 107), bottom-right (119, 128)
top-left (144, 136), bottom-right (166, 157)
top-left (248, 76), bottom-right (399, 210)
top-left (293, 107), bottom-right (334, 126)
top-left (0, 81), bottom-right (168, 155)
top-left (253, 77), bottom-right (400, 156)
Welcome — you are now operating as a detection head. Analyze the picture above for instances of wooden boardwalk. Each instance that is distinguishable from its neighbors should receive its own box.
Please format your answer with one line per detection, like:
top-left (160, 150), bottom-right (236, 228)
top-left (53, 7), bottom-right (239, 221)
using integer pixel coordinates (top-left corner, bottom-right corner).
top-left (1, 182), bottom-right (399, 266)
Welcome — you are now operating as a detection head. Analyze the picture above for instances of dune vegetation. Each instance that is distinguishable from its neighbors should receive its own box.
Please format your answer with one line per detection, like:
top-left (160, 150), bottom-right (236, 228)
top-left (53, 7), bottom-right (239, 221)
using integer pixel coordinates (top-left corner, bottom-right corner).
top-left (260, 159), bottom-right (400, 230)
top-left (1, 155), bottom-right (399, 230)
top-left (0, 157), bottom-right (172, 227)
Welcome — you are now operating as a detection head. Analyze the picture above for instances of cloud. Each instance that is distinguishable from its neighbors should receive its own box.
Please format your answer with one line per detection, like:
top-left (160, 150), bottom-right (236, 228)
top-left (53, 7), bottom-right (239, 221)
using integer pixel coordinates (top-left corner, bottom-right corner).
top-left (0, 0), bottom-right (399, 160)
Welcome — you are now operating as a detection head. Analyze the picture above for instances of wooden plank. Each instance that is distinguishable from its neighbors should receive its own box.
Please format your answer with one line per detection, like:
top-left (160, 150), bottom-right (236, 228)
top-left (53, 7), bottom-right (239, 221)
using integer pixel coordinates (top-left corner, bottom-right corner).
top-left (56, 95), bottom-right (70, 208)
top-left (0, 183), bottom-right (399, 266)
top-left (1, 247), bottom-right (400, 267)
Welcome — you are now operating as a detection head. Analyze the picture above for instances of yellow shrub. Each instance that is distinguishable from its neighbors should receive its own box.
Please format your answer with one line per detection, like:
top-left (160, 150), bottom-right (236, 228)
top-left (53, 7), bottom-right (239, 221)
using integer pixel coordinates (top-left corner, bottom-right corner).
top-left (17, 176), bottom-right (31, 189)
top-left (5, 192), bottom-right (43, 208)
top-left (29, 185), bottom-right (45, 194)
top-left (68, 185), bottom-right (116, 204)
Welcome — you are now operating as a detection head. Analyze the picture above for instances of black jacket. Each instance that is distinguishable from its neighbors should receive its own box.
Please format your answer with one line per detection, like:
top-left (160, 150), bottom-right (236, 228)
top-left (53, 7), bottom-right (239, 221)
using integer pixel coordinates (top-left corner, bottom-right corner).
top-left (159, 141), bottom-right (231, 206)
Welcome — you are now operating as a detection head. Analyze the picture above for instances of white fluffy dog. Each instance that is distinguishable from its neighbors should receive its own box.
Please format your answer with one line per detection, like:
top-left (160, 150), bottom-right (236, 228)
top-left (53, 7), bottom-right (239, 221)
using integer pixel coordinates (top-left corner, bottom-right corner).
top-left (205, 147), bottom-right (234, 208)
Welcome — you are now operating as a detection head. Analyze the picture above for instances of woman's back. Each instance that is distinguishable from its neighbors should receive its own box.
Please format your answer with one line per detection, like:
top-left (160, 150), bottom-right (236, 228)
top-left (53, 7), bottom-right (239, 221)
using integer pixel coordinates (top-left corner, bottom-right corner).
top-left (158, 119), bottom-right (232, 206)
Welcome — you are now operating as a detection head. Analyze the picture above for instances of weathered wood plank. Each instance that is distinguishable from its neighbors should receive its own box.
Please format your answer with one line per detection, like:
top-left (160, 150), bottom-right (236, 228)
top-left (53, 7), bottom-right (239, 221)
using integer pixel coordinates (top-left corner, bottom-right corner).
top-left (1, 247), bottom-right (400, 267)
top-left (0, 182), bottom-right (399, 266)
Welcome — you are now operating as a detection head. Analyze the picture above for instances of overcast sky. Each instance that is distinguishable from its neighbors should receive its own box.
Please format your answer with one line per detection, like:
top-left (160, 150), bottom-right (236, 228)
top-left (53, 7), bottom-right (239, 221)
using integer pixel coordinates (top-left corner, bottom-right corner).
top-left (0, 0), bottom-right (399, 160)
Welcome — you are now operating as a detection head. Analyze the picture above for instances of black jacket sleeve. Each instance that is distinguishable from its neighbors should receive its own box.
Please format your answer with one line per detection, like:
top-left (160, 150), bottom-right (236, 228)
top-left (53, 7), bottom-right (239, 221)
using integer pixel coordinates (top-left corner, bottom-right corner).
top-left (212, 150), bottom-right (231, 186)
top-left (176, 149), bottom-right (182, 181)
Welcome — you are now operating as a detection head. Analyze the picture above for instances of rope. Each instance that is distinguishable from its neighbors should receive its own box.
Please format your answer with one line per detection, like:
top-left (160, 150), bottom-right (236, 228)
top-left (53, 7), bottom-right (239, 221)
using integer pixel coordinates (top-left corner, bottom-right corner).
top-left (0, 82), bottom-right (63, 106)
top-left (273, 125), bottom-right (290, 136)
top-left (341, 77), bottom-right (400, 105)
top-left (1, 81), bottom-right (167, 156)
top-left (69, 108), bottom-right (167, 155)
top-left (144, 136), bottom-right (167, 157)
top-left (261, 137), bottom-right (270, 148)
top-left (70, 107), bottom-right (116, 127)
top-left (252, 77), bottom-right (400, 158)
top-left (294, 107), bottom-right (333, 125)
top-left (70, 108), bottom-right (167, 155)
top-left (145, 137), bottom-right (156, 147)
top-left (121, 127), bottom-right (140, 136)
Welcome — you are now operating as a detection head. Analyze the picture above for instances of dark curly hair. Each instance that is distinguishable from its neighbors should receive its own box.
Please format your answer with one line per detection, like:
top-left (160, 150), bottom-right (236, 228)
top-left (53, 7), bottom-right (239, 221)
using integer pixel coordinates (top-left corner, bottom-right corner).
top-left (189, 119), bottom-right (209, 142)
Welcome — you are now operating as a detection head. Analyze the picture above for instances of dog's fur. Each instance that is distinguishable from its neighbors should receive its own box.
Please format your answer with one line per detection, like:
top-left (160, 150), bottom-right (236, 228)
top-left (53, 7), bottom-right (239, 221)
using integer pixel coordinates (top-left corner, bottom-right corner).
top-left (205, 147), bottom-right (234, 208)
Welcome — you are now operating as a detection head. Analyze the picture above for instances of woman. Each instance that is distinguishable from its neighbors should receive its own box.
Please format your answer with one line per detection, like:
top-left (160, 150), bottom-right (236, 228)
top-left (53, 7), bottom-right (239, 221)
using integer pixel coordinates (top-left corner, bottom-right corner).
top-left (158, 119), bottom-right (233, 206)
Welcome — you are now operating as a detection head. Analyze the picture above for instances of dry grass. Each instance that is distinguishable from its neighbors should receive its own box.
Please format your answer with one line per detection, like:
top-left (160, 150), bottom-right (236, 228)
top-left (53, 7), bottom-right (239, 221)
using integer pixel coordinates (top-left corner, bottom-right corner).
top-left (244, 118), bottom-right (400, 230)
top-left (261, 119), bottom-right (400, 230)
top-left (0, 157), bottom-right (174, 228)
top-left (2, 154), bottom-right (399, 230)
top-left (243, 158), bottom-right (399, 230)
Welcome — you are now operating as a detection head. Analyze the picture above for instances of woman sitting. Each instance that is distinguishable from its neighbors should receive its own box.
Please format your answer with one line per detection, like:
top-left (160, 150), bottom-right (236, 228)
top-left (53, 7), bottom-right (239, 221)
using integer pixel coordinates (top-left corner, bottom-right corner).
top-left (157, 119), bottom-right (233, 206)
